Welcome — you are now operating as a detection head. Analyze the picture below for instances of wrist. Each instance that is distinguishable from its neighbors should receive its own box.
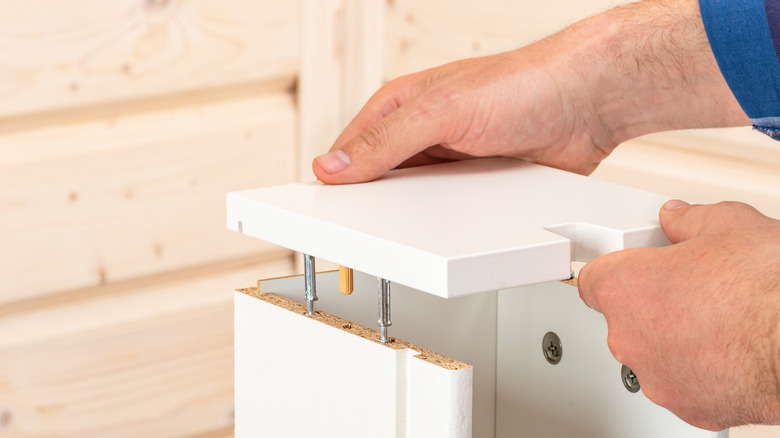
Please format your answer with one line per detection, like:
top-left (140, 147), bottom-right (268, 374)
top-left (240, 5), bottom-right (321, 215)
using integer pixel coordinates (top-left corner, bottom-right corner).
top-left (560, 0), bottom-right (748, 145)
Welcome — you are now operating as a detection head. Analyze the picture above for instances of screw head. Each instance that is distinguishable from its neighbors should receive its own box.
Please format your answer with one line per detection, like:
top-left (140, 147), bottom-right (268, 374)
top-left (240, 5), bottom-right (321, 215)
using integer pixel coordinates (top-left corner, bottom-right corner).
top-left (542, 331), bottom-right (562, 365)
top-left (621, 365), bottom-right (641, 393)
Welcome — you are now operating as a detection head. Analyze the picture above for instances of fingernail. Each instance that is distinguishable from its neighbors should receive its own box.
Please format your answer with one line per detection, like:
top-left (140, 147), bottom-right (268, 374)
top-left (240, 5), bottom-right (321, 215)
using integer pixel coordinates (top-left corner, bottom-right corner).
top-left (663, 199), bottom-right (690, 210)
top-left (315, 150), bottom-right (350, 175)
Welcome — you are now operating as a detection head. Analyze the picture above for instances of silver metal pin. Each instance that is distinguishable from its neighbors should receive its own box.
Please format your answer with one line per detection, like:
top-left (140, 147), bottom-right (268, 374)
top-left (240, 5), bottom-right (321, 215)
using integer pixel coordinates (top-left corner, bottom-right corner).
top-left (377, 277), bottom-right (391, 342)
top-left (304, 254), bottom-right (318, 315)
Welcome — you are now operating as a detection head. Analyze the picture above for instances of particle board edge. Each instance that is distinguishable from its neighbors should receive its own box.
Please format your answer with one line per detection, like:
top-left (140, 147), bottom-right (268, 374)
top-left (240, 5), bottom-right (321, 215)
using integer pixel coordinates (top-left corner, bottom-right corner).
top-left (236, 288), bottom-right (471, 371)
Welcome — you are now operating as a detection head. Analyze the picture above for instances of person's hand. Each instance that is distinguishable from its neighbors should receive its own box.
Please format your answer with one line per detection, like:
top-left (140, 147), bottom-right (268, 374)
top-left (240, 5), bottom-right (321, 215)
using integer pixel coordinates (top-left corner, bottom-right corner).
top-left (579, 200), bottom-right (780, 430)
top-left (313, 0), bottom-right (748, 185)
top-left (313, 47), bottom-right (612, 183)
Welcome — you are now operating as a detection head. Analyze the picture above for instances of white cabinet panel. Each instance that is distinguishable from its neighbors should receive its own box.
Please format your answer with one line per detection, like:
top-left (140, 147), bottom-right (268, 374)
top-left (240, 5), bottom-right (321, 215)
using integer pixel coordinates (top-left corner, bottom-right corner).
top-left (227, 159), bottom-right (671, 299)
top-left (496, 282), bottom-right (725, 438)
top-left (234, 289), bottom-right (473, 437)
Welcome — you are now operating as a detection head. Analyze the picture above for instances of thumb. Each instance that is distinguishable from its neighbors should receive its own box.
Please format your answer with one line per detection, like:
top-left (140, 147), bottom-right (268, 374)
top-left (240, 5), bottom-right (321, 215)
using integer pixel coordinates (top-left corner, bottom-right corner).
top-left (312, 101), bottom-right (447, 184)
top-left (659, 200), bottom-right (709, 244)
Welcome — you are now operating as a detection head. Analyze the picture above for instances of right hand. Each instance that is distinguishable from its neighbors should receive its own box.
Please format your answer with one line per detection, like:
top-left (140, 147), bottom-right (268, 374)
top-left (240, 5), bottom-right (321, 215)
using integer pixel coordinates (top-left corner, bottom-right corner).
top-left (312, 46), bottom-right (616, 184)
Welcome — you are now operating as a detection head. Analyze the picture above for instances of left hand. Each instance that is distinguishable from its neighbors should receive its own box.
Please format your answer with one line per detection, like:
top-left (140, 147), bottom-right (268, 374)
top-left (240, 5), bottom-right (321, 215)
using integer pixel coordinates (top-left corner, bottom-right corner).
top-left (578, 200), bottom-right (780, 430)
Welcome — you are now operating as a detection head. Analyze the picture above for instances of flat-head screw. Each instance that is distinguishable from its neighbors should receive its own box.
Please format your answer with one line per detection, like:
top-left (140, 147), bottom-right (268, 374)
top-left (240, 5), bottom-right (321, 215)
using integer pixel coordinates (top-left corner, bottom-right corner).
top-left (621, 365), bottom-right (641, 393)
top-left (542, 332), bottom-right (562, 365)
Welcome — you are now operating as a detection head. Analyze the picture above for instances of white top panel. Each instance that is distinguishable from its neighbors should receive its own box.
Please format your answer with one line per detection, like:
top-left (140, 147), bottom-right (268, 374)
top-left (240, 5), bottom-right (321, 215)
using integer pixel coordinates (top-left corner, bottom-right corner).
top-left (227, 158), bottom-right (671, 298)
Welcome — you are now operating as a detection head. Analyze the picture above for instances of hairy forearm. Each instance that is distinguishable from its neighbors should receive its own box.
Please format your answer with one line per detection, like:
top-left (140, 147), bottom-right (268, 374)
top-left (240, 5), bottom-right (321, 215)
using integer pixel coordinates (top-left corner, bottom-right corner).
top-left (554, 0), bottom-right (749, 147)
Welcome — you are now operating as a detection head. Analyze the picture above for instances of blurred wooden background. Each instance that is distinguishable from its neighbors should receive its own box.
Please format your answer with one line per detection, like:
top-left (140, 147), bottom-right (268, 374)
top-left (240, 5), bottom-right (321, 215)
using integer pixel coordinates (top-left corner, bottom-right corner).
top-left (0, 0), bottom-right (776, 437)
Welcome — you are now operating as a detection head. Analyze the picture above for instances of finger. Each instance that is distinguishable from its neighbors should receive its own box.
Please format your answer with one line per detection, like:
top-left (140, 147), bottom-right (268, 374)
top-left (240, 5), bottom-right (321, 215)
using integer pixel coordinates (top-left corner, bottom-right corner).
top-left (577, 248), bottom-right (646, 314)
top-left (658, 200), bottom-right (726, 243)
top-left (313, 96), bottom-right (453, 184)
top-left (577, 254), bottom-right (615, 313)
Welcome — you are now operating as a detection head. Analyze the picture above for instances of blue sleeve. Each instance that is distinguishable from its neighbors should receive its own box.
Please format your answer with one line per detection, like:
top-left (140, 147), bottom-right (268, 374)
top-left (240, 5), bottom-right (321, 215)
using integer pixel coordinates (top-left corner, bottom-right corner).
top-left (700, 0), bottom-right (780, 139)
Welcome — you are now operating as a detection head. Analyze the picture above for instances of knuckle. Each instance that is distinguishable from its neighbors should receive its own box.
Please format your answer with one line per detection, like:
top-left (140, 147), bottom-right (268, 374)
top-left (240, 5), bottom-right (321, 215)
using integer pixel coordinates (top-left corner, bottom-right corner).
top-left (713, 201), bottom-right (758, 216)
top-left (706, 201), bottom-right (764, 231)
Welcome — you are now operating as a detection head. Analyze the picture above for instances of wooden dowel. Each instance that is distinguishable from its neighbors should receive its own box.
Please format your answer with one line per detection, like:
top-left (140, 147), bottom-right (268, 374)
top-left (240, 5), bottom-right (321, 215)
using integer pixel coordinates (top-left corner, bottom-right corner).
top-left (339, 266), bottom-right (354, 295)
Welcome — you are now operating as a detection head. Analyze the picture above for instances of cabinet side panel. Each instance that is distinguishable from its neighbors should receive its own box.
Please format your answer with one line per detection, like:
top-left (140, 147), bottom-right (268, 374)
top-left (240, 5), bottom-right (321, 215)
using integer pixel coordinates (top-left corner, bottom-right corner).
top-left (234, 291), bottom-right (476, 437)
top-left (495, 282), bottom-right (724, 438)
top-left (258, 270), bottom-right (498, 438)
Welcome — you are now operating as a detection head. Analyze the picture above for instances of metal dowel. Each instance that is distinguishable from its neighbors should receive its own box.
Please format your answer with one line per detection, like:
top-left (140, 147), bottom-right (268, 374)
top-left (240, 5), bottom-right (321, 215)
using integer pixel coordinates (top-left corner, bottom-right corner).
top-left (377, 277), bottom-right (391, 343)
top-left (304, 254), bottom-right (318, 315)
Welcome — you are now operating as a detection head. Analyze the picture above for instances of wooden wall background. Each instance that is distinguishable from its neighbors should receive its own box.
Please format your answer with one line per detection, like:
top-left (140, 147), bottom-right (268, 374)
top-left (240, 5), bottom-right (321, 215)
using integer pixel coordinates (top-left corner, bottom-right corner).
top-left (0, 0), bottom-right (776, 437)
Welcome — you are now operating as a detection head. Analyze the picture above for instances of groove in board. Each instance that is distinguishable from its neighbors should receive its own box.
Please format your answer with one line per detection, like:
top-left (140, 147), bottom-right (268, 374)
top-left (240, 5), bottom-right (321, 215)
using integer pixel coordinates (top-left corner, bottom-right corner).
top-left (0, 0), bottom-right (298, 118)
top-left (0, 93), bottom-right (297, 306)
top-left (0, 76), bottom-right (296, 144)
top-left (0, 250), bottom-right (291, 318)
top-left (0, 256), bottom-right (293, 438)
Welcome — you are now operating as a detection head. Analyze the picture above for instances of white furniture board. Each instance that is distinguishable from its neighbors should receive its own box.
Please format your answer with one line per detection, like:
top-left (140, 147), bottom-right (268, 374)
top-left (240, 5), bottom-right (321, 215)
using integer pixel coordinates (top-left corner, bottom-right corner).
top-left (257, 270), bottom-right (498, 438)
top-left (249, 270), bottom-right (722, 437)
top-left (234, 290), bottom-right (473, 438)
top-left (495, 281), bottom-right (728, 438)
top-left (226, 158), bottom-right (671, 298)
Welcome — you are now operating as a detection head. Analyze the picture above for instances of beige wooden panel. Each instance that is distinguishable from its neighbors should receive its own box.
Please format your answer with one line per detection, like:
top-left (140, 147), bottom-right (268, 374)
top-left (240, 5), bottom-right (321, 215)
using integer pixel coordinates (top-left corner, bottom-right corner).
top-left (0, 0), bottom-right (297, 118)
top-left (0, 255), bottom-right (293, 438)
top-left (385, 0), bottom-right (628, 78)
top-left (593, 133), bottom-right (780, 219)
top-left (733, 426), bottom-right (780, 438)
top-left (188, 429), bottom-right (233, 438)
top-left (298, 0), bottom-right (385, 180)
top-left (644, 128), bottom-right (780, 167)
top-left (0, 92), bottom-right (297, 307)
top-left (299, 0), bottom-right (344, 180)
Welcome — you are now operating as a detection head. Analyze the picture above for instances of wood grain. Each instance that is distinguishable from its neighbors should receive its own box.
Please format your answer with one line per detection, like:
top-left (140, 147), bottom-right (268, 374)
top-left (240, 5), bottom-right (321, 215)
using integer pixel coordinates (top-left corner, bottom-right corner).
top-left (0, 256), bottom-right (293, 438)
top-left (341, 0), bottom-right (386, 123)
top-left (0, 92), bottom-right (297, 306)
top-left (298, 0), bottom-right (344, 180)
top-left (592, 137), bottom-right (780, 219)
top-left (732, 426), bottom-right (780, 438)
top-left (0, 0), bottom-right (298, 118)
top-left (339, 265), bottom-right (354, 295)
top-left (384, 0), bottom-right (631, 79)
top-left (297, 0), bottom-right (385, 180)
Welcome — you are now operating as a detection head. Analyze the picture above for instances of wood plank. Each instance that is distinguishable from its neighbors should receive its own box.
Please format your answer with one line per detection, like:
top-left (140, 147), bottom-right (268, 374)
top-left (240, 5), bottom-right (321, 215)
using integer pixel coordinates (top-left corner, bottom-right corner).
top-left (636, 128), bottom-right (780, 168)
top-left (298, 0), bottom-right (385, 180)
top-left (385, 0), bottom-right (632, 79)
top-left (341, 0), bottom-right (386, 123)
top-left (0, 256), bottom-right (293, 438)
top-left (298, 0), bottom-right (344, 180)
top-left (186, 428), bottom-right (233, 438)
top-left (732, 426), bottom-right (780, 438)
top-left (0, 0), bottom-right (297, 118)
top-left (592, 138), bottom-right (780, 219)
top-left (0, 92), bottom-right (297, 306)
